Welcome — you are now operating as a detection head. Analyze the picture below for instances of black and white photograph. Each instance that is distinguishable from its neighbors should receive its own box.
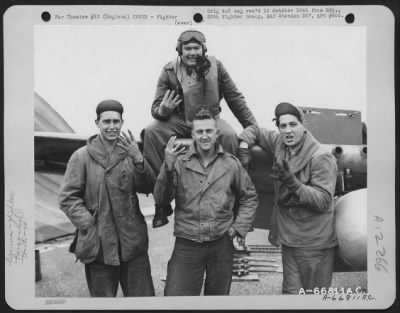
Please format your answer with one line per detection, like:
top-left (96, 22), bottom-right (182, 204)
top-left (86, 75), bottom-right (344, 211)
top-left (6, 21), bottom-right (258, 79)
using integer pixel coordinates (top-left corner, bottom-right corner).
top-left (3, 4), bottom-right (396, 310)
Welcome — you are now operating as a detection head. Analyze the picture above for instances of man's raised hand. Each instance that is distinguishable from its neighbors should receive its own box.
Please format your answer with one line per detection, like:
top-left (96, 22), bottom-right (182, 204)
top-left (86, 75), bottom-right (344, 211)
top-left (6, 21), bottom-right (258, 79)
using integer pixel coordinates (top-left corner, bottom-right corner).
top-left (159, 90), bottom-right (182, 117)
top-left (165, 136), bottom-right (186, 171)
top-left (117, 130), bottom-right (143, 164)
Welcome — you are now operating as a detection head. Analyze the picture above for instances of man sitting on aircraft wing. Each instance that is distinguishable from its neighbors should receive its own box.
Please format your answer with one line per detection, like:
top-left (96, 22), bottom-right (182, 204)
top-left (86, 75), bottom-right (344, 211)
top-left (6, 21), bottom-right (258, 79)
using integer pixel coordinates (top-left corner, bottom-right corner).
top-left (142, 29), bottom-right (257, 228)
top-left (59, 100), bottom-right (155, 297)
top-left (238, 102), bottom-right (338, 294)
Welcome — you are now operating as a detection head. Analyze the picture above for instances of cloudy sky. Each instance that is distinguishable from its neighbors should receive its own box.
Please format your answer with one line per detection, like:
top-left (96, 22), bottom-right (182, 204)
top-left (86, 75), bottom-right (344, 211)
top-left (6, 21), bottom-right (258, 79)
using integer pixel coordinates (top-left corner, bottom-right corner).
top-left (34, 25), bottom-right (366, 137)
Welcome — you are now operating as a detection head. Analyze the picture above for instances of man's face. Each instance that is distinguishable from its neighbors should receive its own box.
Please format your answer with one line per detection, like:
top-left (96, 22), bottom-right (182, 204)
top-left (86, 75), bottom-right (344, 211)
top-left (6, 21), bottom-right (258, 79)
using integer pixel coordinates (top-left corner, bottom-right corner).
top-left (95, 111), bottom-right (123, 142)
top-left (181, 42), bottom-right (203, 67)
top-left (192, 118), bottom-right (219, 152)
top-left (278, 114), bottom-right (305, 147)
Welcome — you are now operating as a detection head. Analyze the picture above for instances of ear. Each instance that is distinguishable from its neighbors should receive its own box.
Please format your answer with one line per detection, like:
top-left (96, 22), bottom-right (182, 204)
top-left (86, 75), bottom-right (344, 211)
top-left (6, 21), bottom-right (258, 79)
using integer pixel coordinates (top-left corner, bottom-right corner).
top-left (95, 119), bottom-right (99, 128)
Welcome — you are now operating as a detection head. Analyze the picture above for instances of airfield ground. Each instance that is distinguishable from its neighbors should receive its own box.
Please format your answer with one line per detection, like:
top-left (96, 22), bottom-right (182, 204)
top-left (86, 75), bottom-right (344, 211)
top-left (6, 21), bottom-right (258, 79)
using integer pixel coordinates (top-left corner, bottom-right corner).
top-left (35, 201), bottom-right (367, 298)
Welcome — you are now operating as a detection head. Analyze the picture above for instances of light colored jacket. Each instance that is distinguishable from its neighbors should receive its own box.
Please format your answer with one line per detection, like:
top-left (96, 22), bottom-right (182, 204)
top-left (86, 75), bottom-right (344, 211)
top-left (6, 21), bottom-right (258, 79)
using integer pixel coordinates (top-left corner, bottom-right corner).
top-left (154, 144), bottom-right (258, 242)
top-left (239, 126), bottom-right (338, 249)
top-left (59, 135), bottom-right (154, 264)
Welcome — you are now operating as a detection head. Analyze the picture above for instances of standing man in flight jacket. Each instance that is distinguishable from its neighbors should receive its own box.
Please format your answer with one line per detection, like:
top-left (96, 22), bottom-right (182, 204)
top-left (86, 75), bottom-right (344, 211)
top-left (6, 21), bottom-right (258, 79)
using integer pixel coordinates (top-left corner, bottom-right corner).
top-left (154, 109), bottom-right (258, 296)
top-left (238, 102), bottom-right (338, 294)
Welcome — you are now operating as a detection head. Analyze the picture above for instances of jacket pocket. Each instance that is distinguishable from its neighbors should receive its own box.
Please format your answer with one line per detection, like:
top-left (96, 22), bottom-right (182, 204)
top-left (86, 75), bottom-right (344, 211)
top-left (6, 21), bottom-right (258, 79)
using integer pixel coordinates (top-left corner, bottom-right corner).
top-left (75, 220), bottom-right (99, 261)
top-left (213, 191), bottom-right (232, 216)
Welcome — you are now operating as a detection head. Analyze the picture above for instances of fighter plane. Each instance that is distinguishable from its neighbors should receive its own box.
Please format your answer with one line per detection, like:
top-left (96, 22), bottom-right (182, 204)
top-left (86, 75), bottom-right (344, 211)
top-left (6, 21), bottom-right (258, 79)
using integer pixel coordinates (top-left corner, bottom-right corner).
top-left (34, 92), bottom-right (367, 273)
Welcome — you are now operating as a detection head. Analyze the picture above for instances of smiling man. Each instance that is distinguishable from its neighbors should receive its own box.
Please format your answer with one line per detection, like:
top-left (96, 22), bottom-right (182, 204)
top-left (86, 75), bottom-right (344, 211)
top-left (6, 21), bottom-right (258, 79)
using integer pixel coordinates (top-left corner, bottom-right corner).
top-left (154, 109), bottom-right (258, 296)
top-left (238, 102), bottom-right (338, 295)
top-left (142, 29), bottom-right (257, 228)
top-left (59, 100), bottom-right (155, 297)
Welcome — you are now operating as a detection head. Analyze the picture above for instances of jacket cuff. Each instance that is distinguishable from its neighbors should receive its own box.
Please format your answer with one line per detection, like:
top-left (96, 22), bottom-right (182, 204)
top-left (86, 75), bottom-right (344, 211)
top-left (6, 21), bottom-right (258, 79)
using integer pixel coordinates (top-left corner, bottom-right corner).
top-left (79, 215), bottom-right (96, 231)
top-left (231, 224), bottom-right (249, 238)
top-left (238, 133), bottom-right (255, 148)
top-left (285, 177), bottom-right (301, 193)
top-left (133, 161), bottom-right (145, 171)
top-left (153, 107), bottom-right (170, 121)
top-left (158, 106), bottom-right (172, 118)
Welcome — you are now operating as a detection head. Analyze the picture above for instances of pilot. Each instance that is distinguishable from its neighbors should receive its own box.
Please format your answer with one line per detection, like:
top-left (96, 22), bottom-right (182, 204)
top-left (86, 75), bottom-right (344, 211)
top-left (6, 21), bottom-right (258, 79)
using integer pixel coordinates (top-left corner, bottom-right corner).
top-left (142, 29), bottom-right (257, 228)
top-left (59, 100), bottom-right (155, 297)
top-left (238, 102), bottom-right (338, 294)
top-left (154, 109), bottom-right (258, 296)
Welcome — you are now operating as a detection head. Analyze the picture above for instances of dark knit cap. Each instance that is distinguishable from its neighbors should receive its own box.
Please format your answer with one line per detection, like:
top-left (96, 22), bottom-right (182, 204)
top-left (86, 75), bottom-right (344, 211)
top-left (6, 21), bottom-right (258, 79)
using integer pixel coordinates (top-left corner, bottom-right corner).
top-left (96, 100), bottom-right (124, 116)
top-left (274, 102), bottom-right (303, 122)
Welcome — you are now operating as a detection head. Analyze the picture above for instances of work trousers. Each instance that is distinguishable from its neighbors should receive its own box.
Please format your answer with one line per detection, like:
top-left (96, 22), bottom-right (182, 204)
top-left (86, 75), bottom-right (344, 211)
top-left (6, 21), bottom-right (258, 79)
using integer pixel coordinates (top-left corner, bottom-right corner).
top-left (84, 252), bottom-right (155, 297)
top-left (281, 245), bottom-right (335, 295)
top-left (164, 234), bottom-right (234, 296)
top-left (142, 114), bottom-right (239, 182)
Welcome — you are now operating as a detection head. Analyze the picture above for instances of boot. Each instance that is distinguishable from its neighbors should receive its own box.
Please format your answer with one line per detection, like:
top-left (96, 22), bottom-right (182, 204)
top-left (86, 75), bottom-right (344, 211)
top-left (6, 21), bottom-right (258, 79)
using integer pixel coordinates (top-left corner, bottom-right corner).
top-left (152, 204), bottom-right (173, 228)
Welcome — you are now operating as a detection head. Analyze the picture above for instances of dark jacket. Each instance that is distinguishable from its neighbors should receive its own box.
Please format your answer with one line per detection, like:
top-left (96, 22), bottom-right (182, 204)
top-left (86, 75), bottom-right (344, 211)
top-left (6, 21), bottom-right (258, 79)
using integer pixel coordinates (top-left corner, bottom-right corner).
top-left (151, 57), bottom-right (257, 128)
top-left (59, 135), bottom-right (155, 265)
top-left (153, 144), bottom-right (258, 242)
top-left (239, 126), bottom-right (338, 249)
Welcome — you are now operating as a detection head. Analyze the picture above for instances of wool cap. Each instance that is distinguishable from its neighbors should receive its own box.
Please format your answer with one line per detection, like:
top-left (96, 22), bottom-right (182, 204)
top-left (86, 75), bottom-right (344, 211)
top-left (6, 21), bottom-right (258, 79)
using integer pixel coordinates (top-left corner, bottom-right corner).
top-left (274, 102), bottom-right (303, 123)
top-left (96, 100), bottom-right (124, 116)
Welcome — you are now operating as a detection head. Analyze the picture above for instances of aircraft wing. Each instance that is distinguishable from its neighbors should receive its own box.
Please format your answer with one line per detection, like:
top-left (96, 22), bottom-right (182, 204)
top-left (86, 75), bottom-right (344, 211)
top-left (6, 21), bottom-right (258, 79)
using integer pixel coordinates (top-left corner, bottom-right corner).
top-left (35, 132), bottom-right (87, 169)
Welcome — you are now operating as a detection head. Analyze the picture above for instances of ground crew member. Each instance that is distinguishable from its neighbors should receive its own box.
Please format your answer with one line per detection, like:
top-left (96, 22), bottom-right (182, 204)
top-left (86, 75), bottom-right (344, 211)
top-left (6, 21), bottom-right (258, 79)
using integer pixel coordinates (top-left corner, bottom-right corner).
top-left (154, 109), bottom-right (258, 296)
top-left (142, 29), bottom-right (257, 228)
top-left (59, 100), bottom-right (155, 297)
top-left (238, 102), bottom-right (338, 294)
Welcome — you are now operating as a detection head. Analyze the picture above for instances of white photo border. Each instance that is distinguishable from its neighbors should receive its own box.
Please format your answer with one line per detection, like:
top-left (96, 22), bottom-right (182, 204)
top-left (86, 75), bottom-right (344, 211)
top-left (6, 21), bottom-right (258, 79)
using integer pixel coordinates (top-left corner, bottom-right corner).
top-left (3, 4), bottom-right (396, 310)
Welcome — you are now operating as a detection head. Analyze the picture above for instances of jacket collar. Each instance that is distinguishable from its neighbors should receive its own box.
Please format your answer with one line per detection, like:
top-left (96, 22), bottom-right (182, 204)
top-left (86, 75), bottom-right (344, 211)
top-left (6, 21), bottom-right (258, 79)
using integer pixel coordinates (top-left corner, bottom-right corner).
top-left (183, 143), bottom-right (225, 175)
top-left (86, 134), bottom-right (127, 171)
top-left (181, 143), bottom-right (231, 198)
top-left (186, 142), bottom-right (224, 157)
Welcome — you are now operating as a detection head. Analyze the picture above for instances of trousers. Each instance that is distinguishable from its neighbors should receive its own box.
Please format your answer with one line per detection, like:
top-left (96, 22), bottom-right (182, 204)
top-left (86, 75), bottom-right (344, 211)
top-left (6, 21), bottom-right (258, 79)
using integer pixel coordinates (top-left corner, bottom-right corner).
top-left (84, 252), bottom-right (155, 297)
top-left (281, 245), bottom-right (335, 294)
top-left (142, 114), bottom-right (239, 182)
top-left (164, 234), bottom-right (234, 296)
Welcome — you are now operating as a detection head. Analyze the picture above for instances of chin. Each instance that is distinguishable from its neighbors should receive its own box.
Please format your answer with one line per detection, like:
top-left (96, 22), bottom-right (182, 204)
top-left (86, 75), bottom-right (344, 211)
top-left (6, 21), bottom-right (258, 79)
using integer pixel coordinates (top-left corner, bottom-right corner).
top-left (184, 60), bottom-right (197, 66)
top-left (105, 135), bottom-right (118, 141)
top-left (285, 140), bottom-right (300, 147)
top-left (199, 144), bottom-right (212, 150)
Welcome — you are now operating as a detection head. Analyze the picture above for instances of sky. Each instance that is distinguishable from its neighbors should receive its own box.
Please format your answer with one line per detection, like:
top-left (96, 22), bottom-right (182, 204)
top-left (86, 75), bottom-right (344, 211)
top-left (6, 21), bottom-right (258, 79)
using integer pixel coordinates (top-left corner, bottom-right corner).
top-left (34, 25), bottom-right (366, 138)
